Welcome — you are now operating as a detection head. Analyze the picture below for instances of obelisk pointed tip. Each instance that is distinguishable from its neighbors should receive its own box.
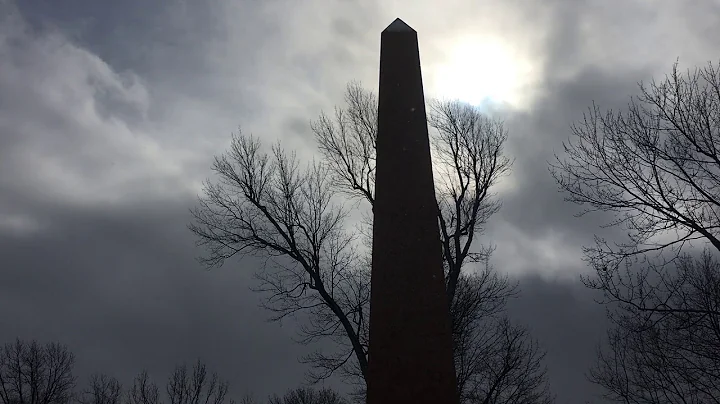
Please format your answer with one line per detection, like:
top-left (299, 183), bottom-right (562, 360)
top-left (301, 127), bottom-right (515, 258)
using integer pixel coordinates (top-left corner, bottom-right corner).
top-left (383, 18), bottom-right (415, 33)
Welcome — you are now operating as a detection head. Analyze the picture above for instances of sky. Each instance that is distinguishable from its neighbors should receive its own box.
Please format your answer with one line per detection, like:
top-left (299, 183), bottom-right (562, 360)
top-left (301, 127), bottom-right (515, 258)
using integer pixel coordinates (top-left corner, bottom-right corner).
top-left (1, 0), bottom-right (719, 402)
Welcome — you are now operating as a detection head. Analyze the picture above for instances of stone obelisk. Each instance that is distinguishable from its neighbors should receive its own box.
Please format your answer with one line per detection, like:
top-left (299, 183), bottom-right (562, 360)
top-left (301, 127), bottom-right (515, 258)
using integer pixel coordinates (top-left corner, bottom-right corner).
top-left (366, 18), bottom-right (459, 404)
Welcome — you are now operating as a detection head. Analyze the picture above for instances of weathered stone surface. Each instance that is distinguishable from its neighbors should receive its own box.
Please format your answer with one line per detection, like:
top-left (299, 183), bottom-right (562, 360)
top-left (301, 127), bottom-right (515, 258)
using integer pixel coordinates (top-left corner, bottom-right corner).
top-left (366, 18), bottom-right (459, 404)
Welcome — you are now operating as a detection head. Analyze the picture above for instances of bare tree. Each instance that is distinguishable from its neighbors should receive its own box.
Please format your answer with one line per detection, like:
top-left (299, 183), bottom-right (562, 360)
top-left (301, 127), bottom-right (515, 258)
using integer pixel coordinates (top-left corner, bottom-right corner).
top-left (314, 86), bottom-right (551, 404)
top-left (189, 132), bottom-right (369, 387)
top-left (550, 61), bottom-right (720, 276)
top-left (312, 87), bottom-right (512, 305)
top-left (126, 361), bottom-right (235, 404)
top-left (0, 338), bottom-right (76, 404)
top-left (451, 270), bottom-right (517, 396)
top-left (78, 374), bottom-right (122, 404)
top-left (165, 360), bottom-right (232, 404)
top-left (190, 82), bottom-right (552, 403)
top-left (463, 317), bottom-right (553, 404)
top-left (313, 87), bottom-right (519, 387)
top-left (550, 61), bottom-right (720, 402)
top-left (427, 99), bottom-right (511, 305)
top-left (312, 82), bottom-right (377, 207)
top-left (588, 250), bottom-right (720, 403)
top-left (126, 371), bottom-right (159, 404)
top-left (450, 272), bottom-right (553, 404)
top-left (237, 393), bottom-right (256, 404)
top-left (267, 387), bottom-right (347, 404)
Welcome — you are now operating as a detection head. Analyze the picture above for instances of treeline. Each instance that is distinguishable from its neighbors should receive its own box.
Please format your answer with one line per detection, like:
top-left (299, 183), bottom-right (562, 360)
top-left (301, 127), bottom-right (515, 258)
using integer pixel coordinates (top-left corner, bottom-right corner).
top-left (0, 338), bottom-right (347, 404)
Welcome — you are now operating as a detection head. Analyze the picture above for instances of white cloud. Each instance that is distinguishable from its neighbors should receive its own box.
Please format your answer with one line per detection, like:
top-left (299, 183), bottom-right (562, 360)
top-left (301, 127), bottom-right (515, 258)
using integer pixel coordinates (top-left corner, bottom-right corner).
top-left (0, 8), bottom-right (201, 208)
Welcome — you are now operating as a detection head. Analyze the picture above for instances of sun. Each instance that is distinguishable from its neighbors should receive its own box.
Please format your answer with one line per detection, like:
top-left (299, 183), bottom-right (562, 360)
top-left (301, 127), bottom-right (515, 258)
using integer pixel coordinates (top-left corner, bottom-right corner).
top-left (430, 36), bottom-right (534, 108)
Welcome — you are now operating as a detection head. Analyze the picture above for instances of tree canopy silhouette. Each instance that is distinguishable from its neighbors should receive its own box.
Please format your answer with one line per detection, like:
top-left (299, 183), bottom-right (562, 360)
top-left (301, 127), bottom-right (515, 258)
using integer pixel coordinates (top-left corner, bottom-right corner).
top-left (551, 61), bottom-right (720, 403)
top-left (190, 82), bottom-right (553, 403)
top-left (0, 338), bottom-right (76, 404)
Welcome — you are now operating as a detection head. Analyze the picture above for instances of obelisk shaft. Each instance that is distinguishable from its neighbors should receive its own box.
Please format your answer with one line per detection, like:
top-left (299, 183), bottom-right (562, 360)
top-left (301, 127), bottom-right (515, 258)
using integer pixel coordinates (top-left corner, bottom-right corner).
top-left (366, 18), bottom-right (459, 404)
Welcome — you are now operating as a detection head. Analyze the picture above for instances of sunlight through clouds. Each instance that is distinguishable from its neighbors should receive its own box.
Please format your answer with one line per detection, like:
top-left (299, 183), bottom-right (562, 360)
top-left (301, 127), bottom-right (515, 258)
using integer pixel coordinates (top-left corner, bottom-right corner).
top-left (430, 35), bottom-right (537, 109)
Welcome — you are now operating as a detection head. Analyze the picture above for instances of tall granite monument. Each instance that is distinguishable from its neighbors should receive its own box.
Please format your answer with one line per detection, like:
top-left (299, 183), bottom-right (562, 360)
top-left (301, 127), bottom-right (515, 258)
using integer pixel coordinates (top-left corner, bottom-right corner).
top-left (366, 18), bottom-right (460, 404)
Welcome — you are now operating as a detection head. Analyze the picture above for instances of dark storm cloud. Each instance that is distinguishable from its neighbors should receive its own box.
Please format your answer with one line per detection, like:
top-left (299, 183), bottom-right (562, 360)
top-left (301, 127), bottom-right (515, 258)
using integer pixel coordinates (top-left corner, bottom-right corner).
top-left (0, 194), bottom-right (331, 398)
top-left (507, 275), bottom-right (610, 404)
top-left (2, 0), bottom-right (719, 403)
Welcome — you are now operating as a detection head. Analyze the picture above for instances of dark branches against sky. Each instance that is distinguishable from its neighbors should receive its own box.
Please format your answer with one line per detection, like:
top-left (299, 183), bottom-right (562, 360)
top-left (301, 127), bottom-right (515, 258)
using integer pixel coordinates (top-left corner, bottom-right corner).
top-left (190, 83), bottom-right (551, 403)
top-left (552, 61), bottom-right (720, 403)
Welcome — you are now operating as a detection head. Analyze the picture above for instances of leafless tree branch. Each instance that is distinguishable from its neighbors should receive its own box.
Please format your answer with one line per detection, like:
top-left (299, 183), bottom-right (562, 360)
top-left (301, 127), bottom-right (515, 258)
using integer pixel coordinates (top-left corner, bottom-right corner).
top-left (552, 60), bottom-right (720, 403)
top-left (191, 83), bottom-right (550, 404)
top-left (0, 339), bottom-right (76, 404)
top-left (79, 374), bottom-right (122, 404)
top-left (126, 371), bottom-right (159, 404)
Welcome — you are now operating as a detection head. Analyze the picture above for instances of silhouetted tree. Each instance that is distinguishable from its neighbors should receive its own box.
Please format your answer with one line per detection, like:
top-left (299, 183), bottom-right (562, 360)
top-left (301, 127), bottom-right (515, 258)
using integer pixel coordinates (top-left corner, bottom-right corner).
top-left (78, 374), bottom-right (122, 404)
top-left (126, 361), bottom-right (234, 404)
top-left (190, 82), bottom-right (552, 403)
top-left (451, 276), bottom-right (553, 404)
top-left (189, 131), bottom-right (369, 390)
top-left (551, 61), bottom-right (720, 402)
top-left (588, 251), bottom-right (720, 403)
top-left (165, 360), bottom-right (232, 404)
top-left (465, 316), bottom-right (552, 404)
top-left (267, 387), bottom-right (347, 404)
top-left (126, 371), bottom-right (159, 404)
top-left (551, 60), bottom-right (720, 294)
top-left (237, 393), bottom-right (256, 404)
top-left (0, 338), bottom-right (76, 404)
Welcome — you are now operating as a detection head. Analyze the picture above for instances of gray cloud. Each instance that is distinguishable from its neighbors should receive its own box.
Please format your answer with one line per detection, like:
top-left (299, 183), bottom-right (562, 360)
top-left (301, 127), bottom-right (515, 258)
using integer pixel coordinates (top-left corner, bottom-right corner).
top-left (2, 0), bottom-right (719, 402)
top-left (0, 194), bottom-right (323, 398)
top-left (507, 274), bottom-right (610, 404)
top-left (482, 0), bottom-right (720, 279)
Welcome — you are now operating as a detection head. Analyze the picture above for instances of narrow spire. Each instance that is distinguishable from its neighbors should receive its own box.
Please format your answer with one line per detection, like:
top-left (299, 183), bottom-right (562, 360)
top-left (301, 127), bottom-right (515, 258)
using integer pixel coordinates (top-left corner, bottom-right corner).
top-left (367, 13), bottom-right (459, 404)
top-left (383, 18), bottom-right (415, 33)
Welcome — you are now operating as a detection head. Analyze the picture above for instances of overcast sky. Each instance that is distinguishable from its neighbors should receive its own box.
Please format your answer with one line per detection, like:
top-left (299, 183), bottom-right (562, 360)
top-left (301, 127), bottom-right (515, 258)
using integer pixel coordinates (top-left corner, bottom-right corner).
top-left (1, 0), bottom-right (719, 403)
